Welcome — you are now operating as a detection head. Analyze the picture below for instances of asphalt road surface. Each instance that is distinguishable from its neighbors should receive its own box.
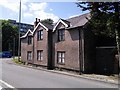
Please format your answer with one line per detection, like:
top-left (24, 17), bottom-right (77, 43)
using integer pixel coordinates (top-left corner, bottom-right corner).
top-left (0, 58), bottom-right (118, 88)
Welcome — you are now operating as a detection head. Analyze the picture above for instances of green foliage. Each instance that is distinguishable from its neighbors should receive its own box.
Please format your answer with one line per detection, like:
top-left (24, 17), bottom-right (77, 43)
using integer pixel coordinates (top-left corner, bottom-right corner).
top-left (76, 2), bottom-right (120, 38)
top-left (1, 20), bottom-right (19, 53)
top-left (41, 19), bottom-right (54, 25)
top-left (88, 12), bottom-right (116, 37)
top-left (12, 58), bottom-right (23, 64)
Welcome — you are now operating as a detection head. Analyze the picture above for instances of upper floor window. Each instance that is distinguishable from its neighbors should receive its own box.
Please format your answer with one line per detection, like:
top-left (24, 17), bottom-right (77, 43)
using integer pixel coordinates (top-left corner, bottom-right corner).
top-left (37, 30), bottom-right (43, 41)
top-left (27, 51), bottom-right (32, 60)
top-left (37, 50), bottom-right (43, 61)
top-left (57, 51), bottom-right (65, 64)
top-left (58, 29), bottom-right (65, 41)
top-left (28, 36), bottom-right (32, 45)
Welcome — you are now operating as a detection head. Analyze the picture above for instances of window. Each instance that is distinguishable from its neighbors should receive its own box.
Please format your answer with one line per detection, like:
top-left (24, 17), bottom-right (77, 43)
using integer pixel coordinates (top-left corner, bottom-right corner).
top-left (57, 52), bottom-right (65, 64)
top-left (37, 30), bottom-right (43, 41)
top-left (27, 51), bottom-right (32, 60)
top-left (58, 29), bottom-right (65, 41)
top-left (37, 50), bottom-right (43, 61)
top-left (28, 36), bottom-right (32, 45)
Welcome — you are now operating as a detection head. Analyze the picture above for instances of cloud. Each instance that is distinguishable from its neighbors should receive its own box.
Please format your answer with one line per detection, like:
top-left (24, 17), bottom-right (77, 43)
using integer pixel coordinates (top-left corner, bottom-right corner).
top-left (24, 13), bottom-right (33, 17)
top-left (28, 3), bottom-right (47, 11)
top-left (0, 0), bottom-right (19, 12)
top-left (0, 0), bottom-right (59, 23)
top-left (34, 10), bottom-right (59, 22)
top-left (24, 2), bottom-right (59, 22)
top-left (0, 0), bottom-right (28, 13)
top-left (50, 8), bottom-right (53, 11)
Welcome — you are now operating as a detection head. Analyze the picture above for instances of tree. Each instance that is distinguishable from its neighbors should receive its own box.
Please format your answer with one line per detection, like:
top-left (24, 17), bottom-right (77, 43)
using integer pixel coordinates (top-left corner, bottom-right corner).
top-left (0, 20), bottom-right (19, 55)
top-left (41, 19), bottom-right (54, 25)
top-left (76, 2), bottom-right (120, 71)
top-left (77, 2), bottom-right (120, 36)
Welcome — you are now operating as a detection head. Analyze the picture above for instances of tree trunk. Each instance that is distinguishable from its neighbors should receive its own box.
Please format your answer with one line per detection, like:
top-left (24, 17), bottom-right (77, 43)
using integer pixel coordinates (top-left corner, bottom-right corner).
top-left (114, 2), bottom-right (120, 73)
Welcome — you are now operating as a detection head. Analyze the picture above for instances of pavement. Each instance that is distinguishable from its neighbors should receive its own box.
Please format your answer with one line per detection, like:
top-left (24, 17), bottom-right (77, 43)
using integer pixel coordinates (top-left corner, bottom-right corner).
top-left (11, 58), bottom-right (119, 85)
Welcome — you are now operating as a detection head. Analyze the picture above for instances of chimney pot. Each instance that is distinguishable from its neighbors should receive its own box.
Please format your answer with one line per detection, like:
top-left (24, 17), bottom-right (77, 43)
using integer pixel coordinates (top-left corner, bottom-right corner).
top-left (34, 18), bottom-right (38, 28)
top-left (38, 19), bottom-right (40, 22)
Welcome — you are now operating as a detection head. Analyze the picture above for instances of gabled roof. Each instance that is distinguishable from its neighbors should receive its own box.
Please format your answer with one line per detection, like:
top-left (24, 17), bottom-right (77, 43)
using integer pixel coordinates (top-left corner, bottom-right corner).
top-left (42, 22), bottom-right (53, 30)
top-left (53, 19), bottom-right (69, 31)
top-left (32, 22), bottom-right (49, 35)
top-left (20, 29), bottom-right (33, 39)
top-left (21, 13), bottom-right (91, 38)
top-left (53, 13), bottom-right (90, 32)
top-left (60, 19), bottom-right (70, 26)
top-left (21, 22), bottom-right (53, 38)
top-left (67, 13), bottom-right (90, 28)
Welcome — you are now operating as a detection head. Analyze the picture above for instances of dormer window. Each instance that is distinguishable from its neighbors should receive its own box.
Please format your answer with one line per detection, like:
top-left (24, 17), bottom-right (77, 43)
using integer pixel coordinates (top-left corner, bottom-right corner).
top-left (58, 29), bottom-right (65, 41)
top-left (28, 36), bottom-right (32, 45)
top-left (37, 30), bottom-right (43, 41)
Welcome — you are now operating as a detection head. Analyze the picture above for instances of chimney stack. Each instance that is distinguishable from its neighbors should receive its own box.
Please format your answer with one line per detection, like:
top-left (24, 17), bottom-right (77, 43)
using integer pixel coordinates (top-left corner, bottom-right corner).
top-left (36, 18), bottom-right (37, 22)
top-left (34, 18), bottom-right (38, 28)
top-left (38, 19), bottom-right (40, 22)
top-left (34, 18), bottom-right (41, 28)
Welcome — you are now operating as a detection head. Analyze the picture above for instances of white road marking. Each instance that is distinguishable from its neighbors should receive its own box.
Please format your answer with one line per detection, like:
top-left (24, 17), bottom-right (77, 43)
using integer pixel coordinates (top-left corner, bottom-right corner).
top-left (0, 86), bottom-right (2, 90)
top-left (0, 79), bottom-right (15, 88)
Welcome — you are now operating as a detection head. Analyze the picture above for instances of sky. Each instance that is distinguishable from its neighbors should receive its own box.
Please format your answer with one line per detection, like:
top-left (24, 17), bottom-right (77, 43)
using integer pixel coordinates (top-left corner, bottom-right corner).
top-left (0, 0), bottom-right (89, 25)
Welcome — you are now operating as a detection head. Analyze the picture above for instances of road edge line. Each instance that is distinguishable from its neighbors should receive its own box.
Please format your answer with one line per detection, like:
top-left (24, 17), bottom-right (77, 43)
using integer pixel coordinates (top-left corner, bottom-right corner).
top-left (0, 79), bottom-right (15, 88)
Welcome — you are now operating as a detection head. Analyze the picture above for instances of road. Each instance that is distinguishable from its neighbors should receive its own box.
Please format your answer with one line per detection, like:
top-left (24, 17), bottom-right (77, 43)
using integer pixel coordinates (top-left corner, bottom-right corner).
top-left (0, 58), bottom-right (118, 88)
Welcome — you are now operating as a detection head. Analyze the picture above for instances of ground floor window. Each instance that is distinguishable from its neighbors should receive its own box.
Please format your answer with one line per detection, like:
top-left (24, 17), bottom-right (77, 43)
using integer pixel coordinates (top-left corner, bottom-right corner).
top-left (27, 51), bottom-right (32, 60)
top-left (57, 51), bottom-right (65, 64)
top-left (37, 50), bottom-right (43, 61)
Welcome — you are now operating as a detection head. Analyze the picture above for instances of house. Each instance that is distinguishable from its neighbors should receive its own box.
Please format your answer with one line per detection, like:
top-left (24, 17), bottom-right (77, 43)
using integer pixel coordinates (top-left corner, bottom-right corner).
top-left (21, 18), bottom-right (53, 69)
top-left (21, 13), bottom-right (96, 74)
top-left (52, 13), bottom-right (95, 73)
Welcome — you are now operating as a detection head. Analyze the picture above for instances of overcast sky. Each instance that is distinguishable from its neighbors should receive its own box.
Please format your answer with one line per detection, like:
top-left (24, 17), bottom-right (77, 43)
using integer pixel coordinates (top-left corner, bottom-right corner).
top-left (0, 0), bottom-right (89, 25)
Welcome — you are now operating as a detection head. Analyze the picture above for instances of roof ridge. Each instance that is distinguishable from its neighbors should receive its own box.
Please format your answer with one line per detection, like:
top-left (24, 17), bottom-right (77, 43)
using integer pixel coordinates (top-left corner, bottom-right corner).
top-left (67, 13), bottom-right (90, 20)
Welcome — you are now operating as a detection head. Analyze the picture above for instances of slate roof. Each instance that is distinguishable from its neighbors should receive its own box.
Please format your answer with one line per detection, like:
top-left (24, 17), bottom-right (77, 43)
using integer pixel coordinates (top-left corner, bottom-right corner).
top-left (66, 13), bottom-right (90, 28)
top-left (42, 22), bottom-right (54, 30)
top-left (53, 13), bottom-right (90, 30)
top-left (21, 13), bottom-right (90, 38)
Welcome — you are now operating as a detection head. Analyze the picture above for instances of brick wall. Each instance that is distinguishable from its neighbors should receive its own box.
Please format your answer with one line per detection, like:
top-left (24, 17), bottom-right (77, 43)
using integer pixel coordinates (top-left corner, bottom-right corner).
top-left (53, 24), bottom-right (80, 71)
top-left (33, 26), bottom-right (48, 66)
top-left (21, 36), bottom-right (33, 64)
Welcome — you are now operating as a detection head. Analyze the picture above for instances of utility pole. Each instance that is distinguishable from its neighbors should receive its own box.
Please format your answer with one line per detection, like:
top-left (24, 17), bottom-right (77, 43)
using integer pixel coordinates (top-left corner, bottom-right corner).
top-left (18, 0), bottom-right (21, 61)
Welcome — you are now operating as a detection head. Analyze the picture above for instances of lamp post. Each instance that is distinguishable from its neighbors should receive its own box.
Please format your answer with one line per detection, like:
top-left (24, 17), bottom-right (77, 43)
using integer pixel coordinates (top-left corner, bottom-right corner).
top-left (18, 0), bottom-right (21, 61)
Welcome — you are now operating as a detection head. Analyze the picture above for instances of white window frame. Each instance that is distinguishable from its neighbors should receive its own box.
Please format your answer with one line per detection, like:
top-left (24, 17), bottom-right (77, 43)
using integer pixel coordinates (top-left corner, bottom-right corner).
top-left (27, 51), bottom-right (32, 60)
top-left (28, 36), bottom-right (32, 45)
top-left (57, 52), bottom-right (65, 64)
top-left (58, 29), bottom-right (65, 41)
top-left (37, 50), bottom-right (43, 61)
top-left (37, 30), bottom-right (43, 41)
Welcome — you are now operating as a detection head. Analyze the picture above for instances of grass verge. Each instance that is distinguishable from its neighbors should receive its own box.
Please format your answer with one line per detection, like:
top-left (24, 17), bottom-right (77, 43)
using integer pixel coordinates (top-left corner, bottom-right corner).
top-left (12, 58), bottom-right (23, 65)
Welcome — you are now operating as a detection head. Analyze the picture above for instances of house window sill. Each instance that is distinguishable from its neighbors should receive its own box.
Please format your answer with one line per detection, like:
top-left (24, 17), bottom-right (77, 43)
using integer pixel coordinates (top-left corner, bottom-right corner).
top-left (57, 63), bottom-right (65, 65)
top-left (37, 60), bottom-right (43, 62)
